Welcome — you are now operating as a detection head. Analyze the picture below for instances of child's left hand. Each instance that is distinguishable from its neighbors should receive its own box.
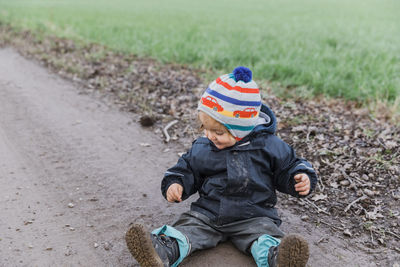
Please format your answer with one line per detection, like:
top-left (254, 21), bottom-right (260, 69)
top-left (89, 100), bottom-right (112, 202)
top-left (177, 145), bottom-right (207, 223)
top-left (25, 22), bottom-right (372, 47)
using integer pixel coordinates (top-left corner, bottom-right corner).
top-left (294, 173), bottom-right (310, 196)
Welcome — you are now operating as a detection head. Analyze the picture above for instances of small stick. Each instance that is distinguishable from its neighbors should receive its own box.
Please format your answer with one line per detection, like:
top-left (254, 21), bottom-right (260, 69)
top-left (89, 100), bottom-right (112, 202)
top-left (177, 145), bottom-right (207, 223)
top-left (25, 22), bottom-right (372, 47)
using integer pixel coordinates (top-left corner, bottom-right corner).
top-left (303, 199), bottom-right (330, 215)
top-left (376, 138), bottom-right (387, 150)
top-left (386, 230), bottom-right (400, 240)
top-left (369, 227), bottom-right (400, 240)
top-left (370, 229), bottom-right (374, 243)
top-left (343, 195), bottom-right (367, 213)
top-left (163, 120), bottom-right (179, 143)
top-left (318, 178), bottom-right (325, 192)
top-left (306, 131), bottom-right (311, 141)
top-left (183, 125), bottom-right (190, 134)
top-left (319, 220), bottom-right (344, 231)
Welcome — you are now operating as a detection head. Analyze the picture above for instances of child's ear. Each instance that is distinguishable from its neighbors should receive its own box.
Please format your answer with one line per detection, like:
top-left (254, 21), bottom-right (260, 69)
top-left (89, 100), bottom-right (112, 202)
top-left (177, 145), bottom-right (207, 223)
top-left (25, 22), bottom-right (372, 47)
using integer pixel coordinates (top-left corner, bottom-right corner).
top-left (197, 111), bottom-right (205, 131)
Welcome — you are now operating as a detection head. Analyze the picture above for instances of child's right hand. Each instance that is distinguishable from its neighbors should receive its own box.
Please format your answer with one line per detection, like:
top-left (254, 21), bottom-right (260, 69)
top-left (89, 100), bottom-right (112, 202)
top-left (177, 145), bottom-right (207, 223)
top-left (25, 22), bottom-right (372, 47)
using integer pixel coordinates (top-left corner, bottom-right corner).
top-left (166, 183), bottom-right (183, 203)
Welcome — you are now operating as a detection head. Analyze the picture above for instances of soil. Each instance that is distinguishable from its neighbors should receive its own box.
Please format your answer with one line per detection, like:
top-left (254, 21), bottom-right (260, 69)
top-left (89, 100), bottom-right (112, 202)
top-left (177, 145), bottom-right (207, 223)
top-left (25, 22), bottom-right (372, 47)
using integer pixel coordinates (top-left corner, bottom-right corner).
top-left (0, 25), bottom-right (399, 266)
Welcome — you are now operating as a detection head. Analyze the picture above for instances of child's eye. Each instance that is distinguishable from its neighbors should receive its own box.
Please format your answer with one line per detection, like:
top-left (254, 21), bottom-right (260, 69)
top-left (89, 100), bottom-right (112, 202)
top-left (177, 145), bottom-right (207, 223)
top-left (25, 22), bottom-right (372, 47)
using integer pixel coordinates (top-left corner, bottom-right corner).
top-left (215, 131), bottom-right (225, 135)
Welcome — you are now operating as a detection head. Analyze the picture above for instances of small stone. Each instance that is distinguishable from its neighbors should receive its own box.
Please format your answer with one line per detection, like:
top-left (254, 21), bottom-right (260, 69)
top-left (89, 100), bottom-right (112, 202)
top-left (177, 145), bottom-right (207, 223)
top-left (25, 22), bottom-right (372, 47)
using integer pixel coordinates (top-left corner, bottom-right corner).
top-left (364, 189), bottom-right (375, 197)
top-left (343, 229), bottom-right (352, 237)
top-left (340, 180), bottom-right (350, 186)
top-left (301, 215), bottom-right (309, 221)
top-left (103, 242), bottom-right (112, 251)
top-left (67, 203), bottom-right (74, 208)
top-left (139, 143), bottom-right (151, 147)
top-left (65, 224), bottom-right (70, 227)
top-left (28, 245), bottom-right (34, 249)
top-left (69, 227), bottom-right (75, 231)
top-left (392, 191), bottom-right (400, 200)
top-left (65, 249), bottom-right (73, 256)
top-left (361, 174), bottom-right (369, 181)
top-left (46, 247), bottom-right (53, 251)
top-left (291, 125), bottom-right (307, 132)
top-left (330, 182), bottom-right (339, 189)
top-left (94, 243), bottom-right (99, 248)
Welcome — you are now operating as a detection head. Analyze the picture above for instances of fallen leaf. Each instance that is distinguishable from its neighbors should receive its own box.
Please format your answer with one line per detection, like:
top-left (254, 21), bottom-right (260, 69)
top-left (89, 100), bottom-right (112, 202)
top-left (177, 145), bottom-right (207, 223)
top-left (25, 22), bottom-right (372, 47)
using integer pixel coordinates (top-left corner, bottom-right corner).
top-left (311, 194), bottom-right (328, 202)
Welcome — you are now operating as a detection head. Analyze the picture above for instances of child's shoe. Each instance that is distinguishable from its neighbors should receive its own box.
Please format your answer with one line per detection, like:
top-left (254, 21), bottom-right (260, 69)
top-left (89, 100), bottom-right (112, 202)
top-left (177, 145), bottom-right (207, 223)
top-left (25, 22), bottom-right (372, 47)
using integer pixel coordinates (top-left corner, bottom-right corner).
top-left (125, 223), bottom-right (180, 267)
top-left (268, 234), bottom-right (309, 267)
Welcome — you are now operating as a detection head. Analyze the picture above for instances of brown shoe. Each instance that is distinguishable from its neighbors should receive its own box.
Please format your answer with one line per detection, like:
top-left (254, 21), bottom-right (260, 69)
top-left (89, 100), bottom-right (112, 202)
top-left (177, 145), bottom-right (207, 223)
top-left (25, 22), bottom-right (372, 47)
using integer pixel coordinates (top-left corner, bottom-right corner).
top-left (125, 223), bottom-right (164, 267)
top-left (270, 234), bottom-right (309, 267)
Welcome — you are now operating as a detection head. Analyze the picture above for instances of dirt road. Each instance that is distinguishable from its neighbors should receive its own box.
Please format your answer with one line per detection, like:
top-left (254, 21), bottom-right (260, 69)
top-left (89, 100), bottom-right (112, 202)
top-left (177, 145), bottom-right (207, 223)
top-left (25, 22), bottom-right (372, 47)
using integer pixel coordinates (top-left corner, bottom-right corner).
top-left (0, 48), bottom-right (384, 266)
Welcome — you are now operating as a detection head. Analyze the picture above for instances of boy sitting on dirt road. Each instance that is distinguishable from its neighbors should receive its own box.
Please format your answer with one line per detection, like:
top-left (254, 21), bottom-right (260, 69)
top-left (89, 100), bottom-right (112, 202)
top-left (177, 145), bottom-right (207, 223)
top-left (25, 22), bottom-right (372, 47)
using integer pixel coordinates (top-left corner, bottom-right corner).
top-left (125, 66), bottom-right (318, 267)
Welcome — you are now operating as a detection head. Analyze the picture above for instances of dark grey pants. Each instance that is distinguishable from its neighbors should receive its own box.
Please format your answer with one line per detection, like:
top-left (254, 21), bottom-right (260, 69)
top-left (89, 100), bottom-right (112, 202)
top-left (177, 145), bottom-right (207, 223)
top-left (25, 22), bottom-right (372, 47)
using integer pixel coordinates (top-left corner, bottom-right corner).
top-left (172, 210), bottom-right (284, 255)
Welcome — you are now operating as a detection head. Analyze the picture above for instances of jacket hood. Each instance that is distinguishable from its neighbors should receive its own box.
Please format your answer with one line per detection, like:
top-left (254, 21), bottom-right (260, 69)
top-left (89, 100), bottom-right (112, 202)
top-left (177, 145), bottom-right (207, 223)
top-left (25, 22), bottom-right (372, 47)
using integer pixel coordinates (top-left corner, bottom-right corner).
top-left (232, 103), bottom-right (276, 145)
top-left (253, 104), bottom-right (277, 134)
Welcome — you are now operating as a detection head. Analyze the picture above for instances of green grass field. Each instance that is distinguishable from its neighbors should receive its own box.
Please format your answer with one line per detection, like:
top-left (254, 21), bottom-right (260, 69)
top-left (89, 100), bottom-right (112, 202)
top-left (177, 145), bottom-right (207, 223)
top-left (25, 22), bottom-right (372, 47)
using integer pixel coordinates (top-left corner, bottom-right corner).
top-left (0, 0), bottom-right (399, 107)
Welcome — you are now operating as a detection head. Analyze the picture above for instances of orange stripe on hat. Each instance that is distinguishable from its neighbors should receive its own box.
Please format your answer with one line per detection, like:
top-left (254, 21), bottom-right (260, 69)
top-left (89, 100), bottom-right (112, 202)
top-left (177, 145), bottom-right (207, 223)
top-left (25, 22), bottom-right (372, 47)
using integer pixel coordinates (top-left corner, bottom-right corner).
top-left (216, 77), bottom-right (259, 94)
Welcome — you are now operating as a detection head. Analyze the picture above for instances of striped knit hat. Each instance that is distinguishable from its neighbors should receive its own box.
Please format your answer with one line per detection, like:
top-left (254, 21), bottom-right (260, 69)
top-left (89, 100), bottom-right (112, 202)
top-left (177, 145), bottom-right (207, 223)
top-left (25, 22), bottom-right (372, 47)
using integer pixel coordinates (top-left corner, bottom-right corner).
top-left (197, 66), bottom-right (261, 141)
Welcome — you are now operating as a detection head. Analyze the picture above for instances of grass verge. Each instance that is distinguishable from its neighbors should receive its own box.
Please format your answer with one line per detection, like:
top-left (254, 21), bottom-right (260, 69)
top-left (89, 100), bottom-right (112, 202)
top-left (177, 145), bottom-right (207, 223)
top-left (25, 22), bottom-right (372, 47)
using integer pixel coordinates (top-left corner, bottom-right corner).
top-left (0, 0), bottom-right (399, 111)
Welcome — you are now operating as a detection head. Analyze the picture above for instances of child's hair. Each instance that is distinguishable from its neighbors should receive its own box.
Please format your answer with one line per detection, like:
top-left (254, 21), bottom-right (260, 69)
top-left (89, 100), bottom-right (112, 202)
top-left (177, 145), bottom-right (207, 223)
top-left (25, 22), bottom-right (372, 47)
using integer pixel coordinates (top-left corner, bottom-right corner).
top-left (197, 66), bottom-right (262, 141)
top-left (197, 111), bottom-right (234, 136)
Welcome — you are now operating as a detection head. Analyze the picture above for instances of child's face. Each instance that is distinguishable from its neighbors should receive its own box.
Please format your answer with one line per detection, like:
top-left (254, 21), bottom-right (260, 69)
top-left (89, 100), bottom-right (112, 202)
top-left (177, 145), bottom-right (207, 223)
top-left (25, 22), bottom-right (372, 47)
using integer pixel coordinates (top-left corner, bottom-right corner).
top-left (199, 112), bottom-right (237, 150)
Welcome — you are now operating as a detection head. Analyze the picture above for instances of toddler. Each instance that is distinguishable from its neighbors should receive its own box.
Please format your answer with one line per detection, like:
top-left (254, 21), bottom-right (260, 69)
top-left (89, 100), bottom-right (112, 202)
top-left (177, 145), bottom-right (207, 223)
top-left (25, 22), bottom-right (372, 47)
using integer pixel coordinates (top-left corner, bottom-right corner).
top-left (126, 66), bottom-right (318, 267)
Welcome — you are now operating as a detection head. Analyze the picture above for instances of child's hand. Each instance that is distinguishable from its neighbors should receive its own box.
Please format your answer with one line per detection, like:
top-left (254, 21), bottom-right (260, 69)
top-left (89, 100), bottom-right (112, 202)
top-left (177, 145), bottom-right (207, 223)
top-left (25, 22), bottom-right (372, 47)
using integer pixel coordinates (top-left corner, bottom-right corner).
top-left (294, 173), bottom-right (310, 196)
top-left (166, 183), bottom-right (183, 203)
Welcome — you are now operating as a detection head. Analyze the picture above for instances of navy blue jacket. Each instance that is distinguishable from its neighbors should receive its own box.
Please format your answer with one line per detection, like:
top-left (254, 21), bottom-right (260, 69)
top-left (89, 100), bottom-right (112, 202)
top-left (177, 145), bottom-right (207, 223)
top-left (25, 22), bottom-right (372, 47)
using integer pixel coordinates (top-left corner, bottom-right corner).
top-left (161, 104), bottom-right (318, 226)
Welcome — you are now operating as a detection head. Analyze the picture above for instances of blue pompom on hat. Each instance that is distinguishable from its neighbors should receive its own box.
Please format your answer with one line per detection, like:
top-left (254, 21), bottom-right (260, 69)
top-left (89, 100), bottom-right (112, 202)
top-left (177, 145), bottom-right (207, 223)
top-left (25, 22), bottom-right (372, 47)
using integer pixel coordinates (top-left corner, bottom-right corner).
top-left (232, 66), bottom-right (252, 83)
top-left (197, 66), bottom-right (262, 140)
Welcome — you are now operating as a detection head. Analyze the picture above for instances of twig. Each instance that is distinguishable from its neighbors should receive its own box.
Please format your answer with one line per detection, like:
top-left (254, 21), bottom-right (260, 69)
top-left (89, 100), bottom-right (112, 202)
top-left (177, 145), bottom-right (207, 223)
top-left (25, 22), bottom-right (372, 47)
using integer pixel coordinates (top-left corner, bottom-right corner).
top-left (386, 230), bottom-right (400, 240)
top-left (368, 227), bottom-right (400, 241)
top-left (370, 229), bottom-right (374, 243)
top-left (303, 199), bottom-right (330, 215)
top-left (317, 178), bottom-right (325, 192)
top-left (183, 124), bottom-right (197, 139)
top-left (376, 138), bottom-right (387, 150)
top-left (340, 169), bottom-right (352, 182)
top-left (163, 120), bottom-right (179, 143)
top-left (306, 131), bottom-right (311, 141)
top-left (319, 220), bottom-right (344, 231)
top-left (343, 195), bottom-right (367, 213)
top-left (320, 158), bottom-right (332, 167)
top-left (316, 237), bottom-right (329, 244)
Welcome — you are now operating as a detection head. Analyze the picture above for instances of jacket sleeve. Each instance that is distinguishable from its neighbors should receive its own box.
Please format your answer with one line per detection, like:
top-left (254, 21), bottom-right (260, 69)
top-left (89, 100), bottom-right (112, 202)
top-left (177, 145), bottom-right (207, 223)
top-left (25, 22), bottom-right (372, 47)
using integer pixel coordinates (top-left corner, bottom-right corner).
top-left (161, 146), bottom-right (201, 201)
top-left (271, 139), bottom-right (318, 198)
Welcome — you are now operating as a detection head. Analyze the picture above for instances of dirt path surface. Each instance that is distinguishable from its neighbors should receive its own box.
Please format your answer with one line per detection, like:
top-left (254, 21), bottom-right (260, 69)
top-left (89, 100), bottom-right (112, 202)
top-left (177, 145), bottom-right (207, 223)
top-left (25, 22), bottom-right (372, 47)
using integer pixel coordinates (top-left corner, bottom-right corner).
top-left (0, 48), bottom-right (390, 266)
